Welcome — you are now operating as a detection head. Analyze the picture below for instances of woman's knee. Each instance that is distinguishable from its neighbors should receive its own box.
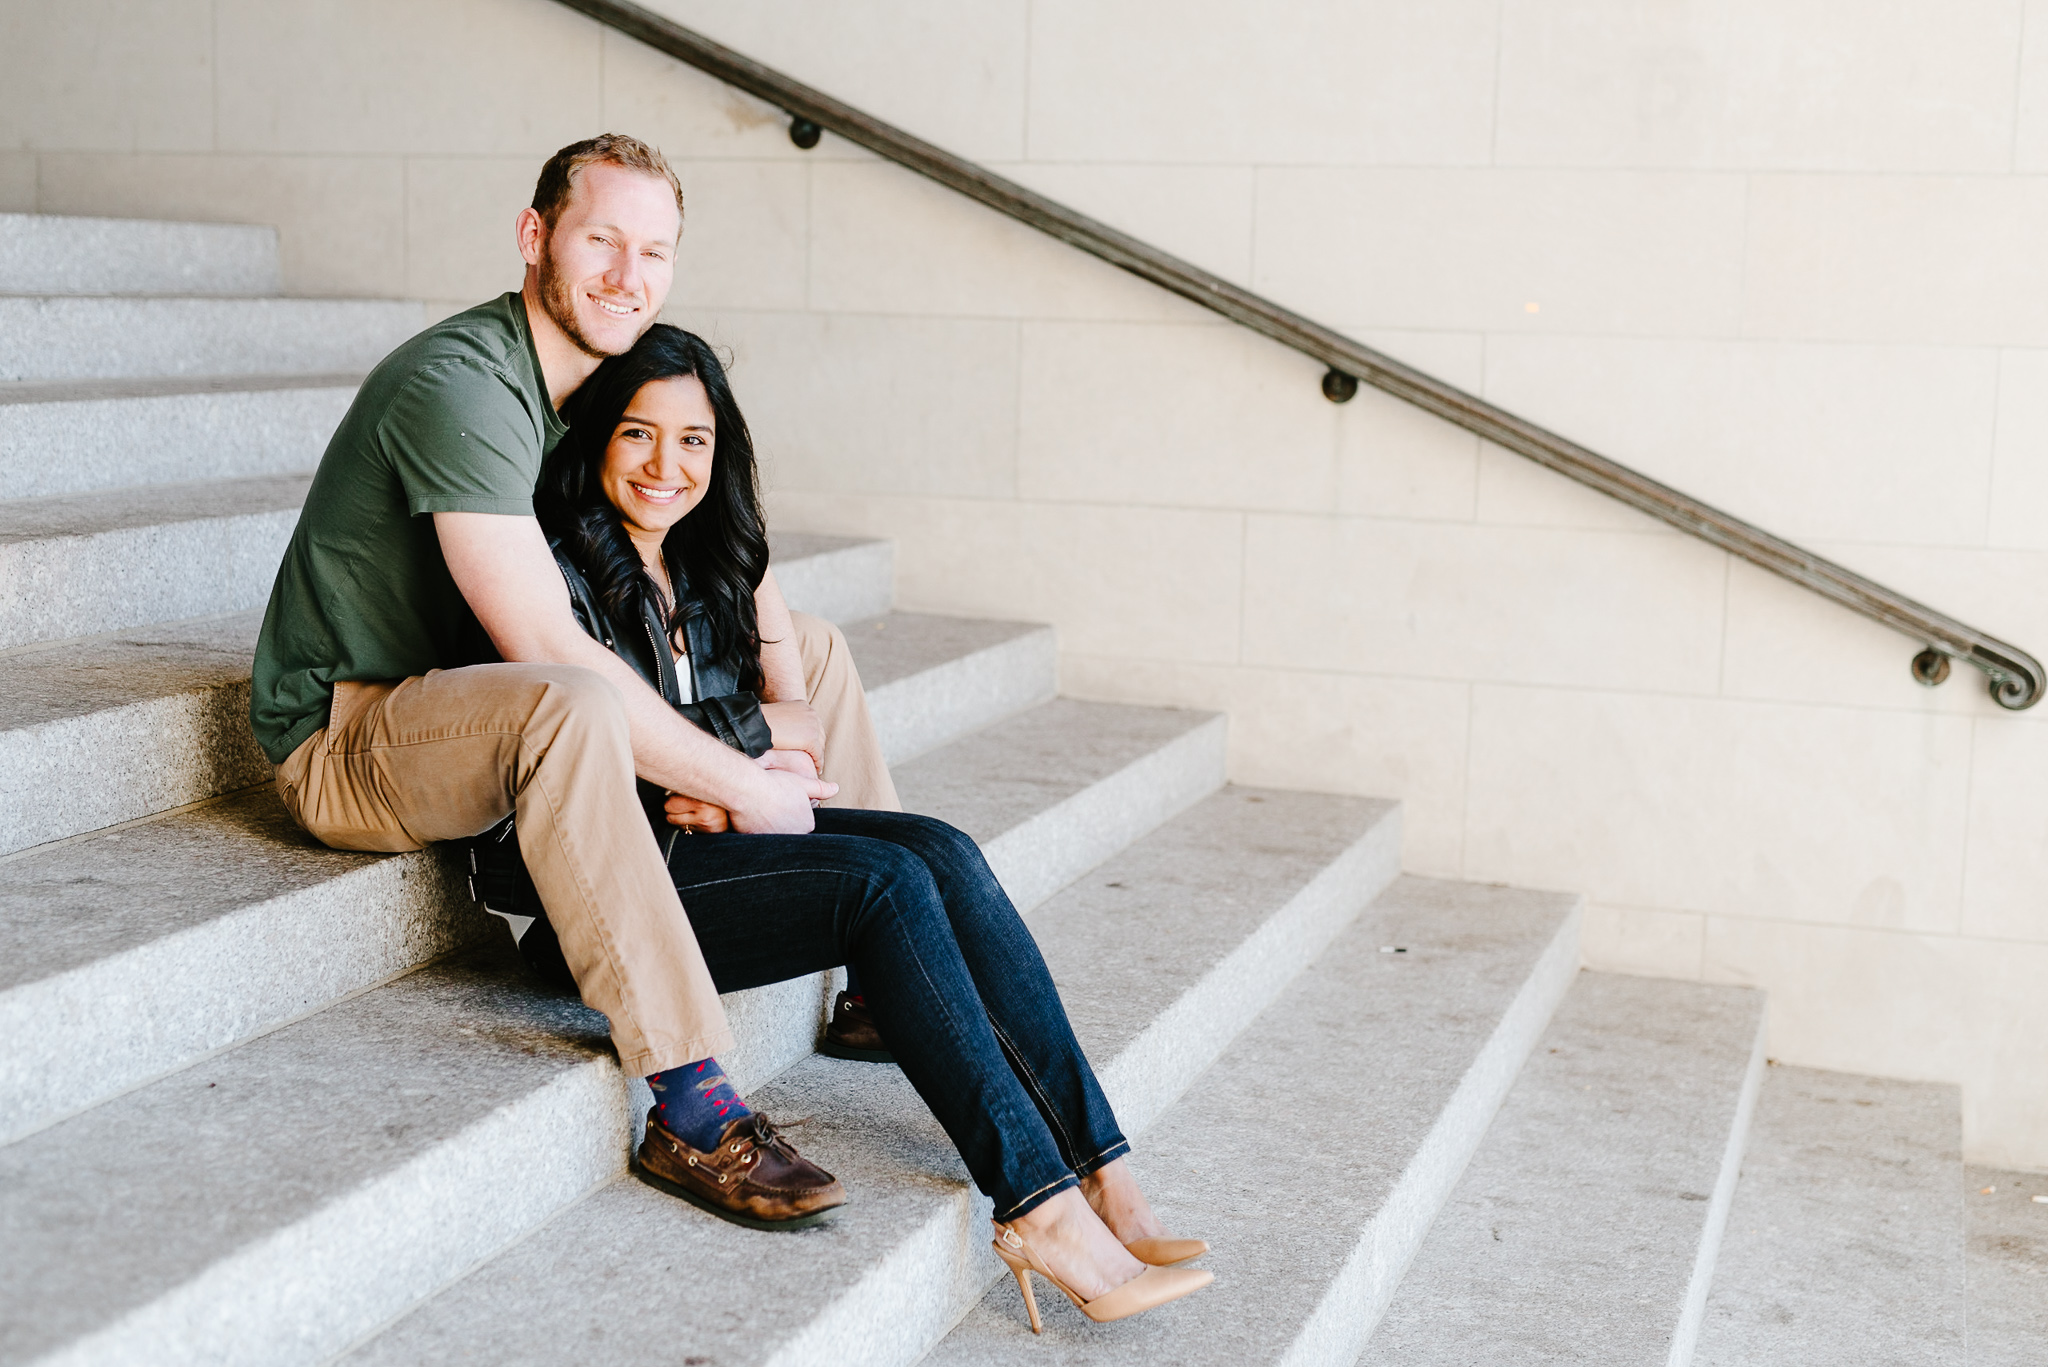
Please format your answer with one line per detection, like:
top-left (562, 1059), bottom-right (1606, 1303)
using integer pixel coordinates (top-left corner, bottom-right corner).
top-left (850, 841), bottom-right (948, 937)
top-left (890, 814), bottom-right (992, 880)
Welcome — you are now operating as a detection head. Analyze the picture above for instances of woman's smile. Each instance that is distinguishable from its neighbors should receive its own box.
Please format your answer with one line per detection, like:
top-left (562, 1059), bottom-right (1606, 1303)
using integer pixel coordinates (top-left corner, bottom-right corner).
top-left (628, 480), bottom-right (685, 505)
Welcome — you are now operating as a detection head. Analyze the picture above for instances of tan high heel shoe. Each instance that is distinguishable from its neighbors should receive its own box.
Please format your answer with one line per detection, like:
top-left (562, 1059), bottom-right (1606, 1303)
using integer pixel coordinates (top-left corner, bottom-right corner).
top-left (991, 1222), bottom-right (1212, 1333)
top-left (1125, 1236), bottom-right (1209, 1266)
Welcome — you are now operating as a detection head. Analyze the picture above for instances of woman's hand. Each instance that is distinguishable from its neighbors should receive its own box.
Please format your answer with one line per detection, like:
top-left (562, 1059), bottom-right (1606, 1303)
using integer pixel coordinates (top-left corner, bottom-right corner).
top-left (760, 699), bottom-right (823, 772)
top-left (663, 794), bottom-right (731, 833)
top-left (666, 754), bottom-right (833, 832)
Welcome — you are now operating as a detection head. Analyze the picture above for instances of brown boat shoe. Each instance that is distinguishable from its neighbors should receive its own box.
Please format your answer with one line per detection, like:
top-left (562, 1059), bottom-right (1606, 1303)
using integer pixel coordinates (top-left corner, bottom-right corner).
top-left (819, 990), bottom-right (894, 1063)
top-left (634, 1111), bottom-right (847, 1231)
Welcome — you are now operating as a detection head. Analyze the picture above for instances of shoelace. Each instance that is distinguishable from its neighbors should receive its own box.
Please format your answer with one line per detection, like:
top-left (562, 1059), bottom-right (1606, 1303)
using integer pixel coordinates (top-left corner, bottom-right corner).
top-left (741, 1112), bottom-right (825, 1163)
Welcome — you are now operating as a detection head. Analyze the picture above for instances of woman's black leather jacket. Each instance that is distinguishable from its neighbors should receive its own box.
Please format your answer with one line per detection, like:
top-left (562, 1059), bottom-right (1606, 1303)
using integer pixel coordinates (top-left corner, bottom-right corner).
top-left (548, 541), bottom-right (771, 761)
top-left (463, 540), bottom-right (770, 899)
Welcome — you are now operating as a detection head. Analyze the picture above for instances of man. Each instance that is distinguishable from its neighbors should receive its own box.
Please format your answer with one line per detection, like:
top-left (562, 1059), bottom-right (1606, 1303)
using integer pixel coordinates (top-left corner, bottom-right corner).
top-left (251, 134), bottom-right (844, 1226)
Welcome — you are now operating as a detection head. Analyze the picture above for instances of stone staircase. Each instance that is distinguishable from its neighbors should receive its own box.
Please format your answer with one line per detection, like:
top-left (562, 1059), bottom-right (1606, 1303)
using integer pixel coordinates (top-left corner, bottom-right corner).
top-left (0, 212), bottom-right (2024, 1367)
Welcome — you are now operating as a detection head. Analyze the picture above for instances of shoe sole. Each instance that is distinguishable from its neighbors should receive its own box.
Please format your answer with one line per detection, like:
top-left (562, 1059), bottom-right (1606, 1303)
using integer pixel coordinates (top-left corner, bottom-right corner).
top-left (631, 1159), bottom-right (845, 1232)
top-left (818, 1040), bottom-right (896, 1063)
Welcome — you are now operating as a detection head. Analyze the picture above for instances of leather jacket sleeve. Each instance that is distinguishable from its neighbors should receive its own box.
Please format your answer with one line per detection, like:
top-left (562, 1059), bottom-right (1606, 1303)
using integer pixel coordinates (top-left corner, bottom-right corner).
top-left (548, 543), bottom-right (770, 756)
top-left (677, 692), bottom-right (773, 758)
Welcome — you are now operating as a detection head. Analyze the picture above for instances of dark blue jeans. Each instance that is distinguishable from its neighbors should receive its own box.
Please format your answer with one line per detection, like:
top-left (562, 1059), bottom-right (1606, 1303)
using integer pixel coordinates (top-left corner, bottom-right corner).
top-left (473, 808), bottom-right (1128, 1220)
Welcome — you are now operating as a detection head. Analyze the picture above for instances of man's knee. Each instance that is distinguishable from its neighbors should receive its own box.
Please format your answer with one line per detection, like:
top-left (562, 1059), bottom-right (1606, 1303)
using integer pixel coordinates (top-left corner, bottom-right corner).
top-left (506, 663), bottom-right (630, 747)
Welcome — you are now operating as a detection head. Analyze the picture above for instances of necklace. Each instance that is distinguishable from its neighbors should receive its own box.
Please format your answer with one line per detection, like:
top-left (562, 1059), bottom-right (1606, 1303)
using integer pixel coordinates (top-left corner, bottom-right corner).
top-left (645, 554), bottom-right (674, 605)
top-left (645, 555), bottom-right (685, 659)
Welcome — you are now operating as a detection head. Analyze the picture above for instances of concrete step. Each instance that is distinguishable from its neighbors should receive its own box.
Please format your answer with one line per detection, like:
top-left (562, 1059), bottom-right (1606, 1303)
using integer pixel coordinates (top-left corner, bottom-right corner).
top-left (0, 213), bottom-right (282, 297)
top-left (928, 875), bottom-right (1582, 1367)
top-left (895, 696), bottom-right (1227, 914)
top-left (1357, 972), bottom-right (1767, 1367)
top-left (0, 943), bottom-right (622, 1367)
top-left (0, 294), bottom-right (422, 383)
top-left (0, 613), bottom-right (271, 857)
top-left (0, 474), bottom-right (306, 651)
top-left (847, 612), bottom-right (1057, 765)
top-left (340, 788), bottom-right (1407, 1367)
top-left (0, 693), bottom-right (1218, 1146)
top-left (0, 375), bottom-right (360, 500)
top-left (0, 788), bottom-right (476, 1149)
top-left (0, 715), bottom-right (1241, 1367)
top-left (0, 594), bottom-right (1011, 865)
top-left (769, 531), bottom-right (895, 626)
top-left (0, 534), bottom-right (904, 853)
top-left (1965, 1165), bottom-right (2048, 1367)
top-left (1696, 1066), bottom-right (1967, 1367)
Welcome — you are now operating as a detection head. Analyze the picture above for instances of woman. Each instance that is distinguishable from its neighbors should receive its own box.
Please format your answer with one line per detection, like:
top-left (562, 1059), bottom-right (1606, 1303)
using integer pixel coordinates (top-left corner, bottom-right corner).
top-left (468, 324), bottom-right (1210, 1331)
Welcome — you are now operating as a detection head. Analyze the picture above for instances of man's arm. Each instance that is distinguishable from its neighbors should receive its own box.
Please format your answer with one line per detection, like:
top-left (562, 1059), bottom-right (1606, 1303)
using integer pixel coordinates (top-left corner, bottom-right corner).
top-left (435, 512), bottom-right (833, 832)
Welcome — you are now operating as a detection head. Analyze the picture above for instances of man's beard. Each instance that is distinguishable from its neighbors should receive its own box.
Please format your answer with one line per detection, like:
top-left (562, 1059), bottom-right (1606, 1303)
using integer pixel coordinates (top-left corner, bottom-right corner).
top-left (536, 240), bottom-right (639, 360)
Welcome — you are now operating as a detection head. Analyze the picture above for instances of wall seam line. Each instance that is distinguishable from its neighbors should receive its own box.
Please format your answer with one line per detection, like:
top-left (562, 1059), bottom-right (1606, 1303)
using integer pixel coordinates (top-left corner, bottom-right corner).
top-left (1983, 349), bottom-right (2005, 545)
top-left (1019, 0), bottom-right (1036, 162)
top-left (1733, 171), bottom-right (1754, 343)
top-left (1234, 511), bottom-right (1248, 665)
top-left (1456, 680), bottom-right (1476, 880)
top-left (1715, 553), bottom-right (1732, 696)
top-left (1955, 714), bottom-right (1978, 936)
top-left (2010, 0), bottom-right (2030, 173)
top-left (1487, 0), bottom-right (1508, 166)
top-left (208, 0), bottom-right (221, 154)
top-left (1009, 317), bottom-right (1023, 500)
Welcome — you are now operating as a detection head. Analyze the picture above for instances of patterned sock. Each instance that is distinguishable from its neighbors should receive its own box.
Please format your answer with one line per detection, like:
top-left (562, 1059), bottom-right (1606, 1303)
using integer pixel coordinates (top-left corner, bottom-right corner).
top-left (843, 964), bottom-right (865, 1003)
top-left (647, 1058), bottom-right (752, 1151)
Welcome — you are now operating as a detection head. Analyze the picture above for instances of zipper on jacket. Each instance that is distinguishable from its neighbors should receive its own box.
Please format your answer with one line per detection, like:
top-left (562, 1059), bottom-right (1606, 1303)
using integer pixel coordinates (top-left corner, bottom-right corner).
top-left (643, 596), bottom-right (682, 706)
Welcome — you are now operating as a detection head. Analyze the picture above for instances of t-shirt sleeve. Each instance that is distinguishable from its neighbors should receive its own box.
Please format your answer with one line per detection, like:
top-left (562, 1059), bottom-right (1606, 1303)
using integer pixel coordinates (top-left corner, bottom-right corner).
top-left (380, 361), bottom-right (545, 516)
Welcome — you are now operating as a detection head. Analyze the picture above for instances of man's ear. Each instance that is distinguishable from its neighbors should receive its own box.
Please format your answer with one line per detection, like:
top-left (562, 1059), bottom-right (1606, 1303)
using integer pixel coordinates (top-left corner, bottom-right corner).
top-left (515, 207), bottom-right (547, 269)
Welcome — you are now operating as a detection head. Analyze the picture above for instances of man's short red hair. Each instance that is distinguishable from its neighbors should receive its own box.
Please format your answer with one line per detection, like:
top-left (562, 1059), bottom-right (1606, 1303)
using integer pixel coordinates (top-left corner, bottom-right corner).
top-left (531, 133), bottom-right (684, 234)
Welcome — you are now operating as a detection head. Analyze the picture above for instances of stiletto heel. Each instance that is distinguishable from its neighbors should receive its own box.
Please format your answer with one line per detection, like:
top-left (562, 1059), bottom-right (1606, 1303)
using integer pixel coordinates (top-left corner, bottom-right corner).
top-left (990, 1222), bottom-right (1211, 1333)
top-left (1009, 1262), bottom-right (1043, 1334)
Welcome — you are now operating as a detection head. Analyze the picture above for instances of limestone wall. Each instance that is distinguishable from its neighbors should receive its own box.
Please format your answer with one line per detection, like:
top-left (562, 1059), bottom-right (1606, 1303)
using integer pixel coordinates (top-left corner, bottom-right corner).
top-left (7, 0), bottom-right (2046, 1168)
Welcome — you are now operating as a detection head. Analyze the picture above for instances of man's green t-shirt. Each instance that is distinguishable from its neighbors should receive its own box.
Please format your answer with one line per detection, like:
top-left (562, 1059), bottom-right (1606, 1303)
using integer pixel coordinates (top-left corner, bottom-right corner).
top-left (250, 292), bottom-right (569, 764)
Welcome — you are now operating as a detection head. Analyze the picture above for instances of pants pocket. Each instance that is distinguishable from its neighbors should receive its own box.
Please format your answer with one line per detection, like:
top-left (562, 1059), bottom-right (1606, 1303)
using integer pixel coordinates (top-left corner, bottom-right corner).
top-left (279, 719), bottom-right (424, 854)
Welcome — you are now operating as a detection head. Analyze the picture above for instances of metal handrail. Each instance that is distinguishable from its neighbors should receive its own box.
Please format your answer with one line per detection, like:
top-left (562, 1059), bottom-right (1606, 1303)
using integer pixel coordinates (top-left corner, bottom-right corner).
top-left (559, 0), bottom-right (2043, 710)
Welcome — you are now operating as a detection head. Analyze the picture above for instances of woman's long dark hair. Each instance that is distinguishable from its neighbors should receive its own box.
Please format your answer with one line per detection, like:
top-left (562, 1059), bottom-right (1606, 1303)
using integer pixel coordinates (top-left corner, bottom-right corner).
top-left (538, 324), bottom-right (768, 690)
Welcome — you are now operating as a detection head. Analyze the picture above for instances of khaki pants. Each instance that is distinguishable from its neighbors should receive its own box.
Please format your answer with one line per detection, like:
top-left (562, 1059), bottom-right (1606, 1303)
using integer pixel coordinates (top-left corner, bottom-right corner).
top-left (795, 610), bottom-right (900, 812)
top-left (277, 611), bottom-right (894, 1077)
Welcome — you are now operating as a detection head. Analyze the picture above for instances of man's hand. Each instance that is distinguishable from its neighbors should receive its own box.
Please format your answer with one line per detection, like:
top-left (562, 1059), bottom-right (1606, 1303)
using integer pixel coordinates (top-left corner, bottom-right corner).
top-left (725, 766), bottom-right (832, 833)
top-left (759, 747), bottom-right (822, 781)
top-left (434, 511), bottom-right (834, 821)
top-left (760, 700), bottom-right (823, 771)
top-left (668, 762), bottom-right (831, 834)
top-left (666, 752), bottom-right (833, 834)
